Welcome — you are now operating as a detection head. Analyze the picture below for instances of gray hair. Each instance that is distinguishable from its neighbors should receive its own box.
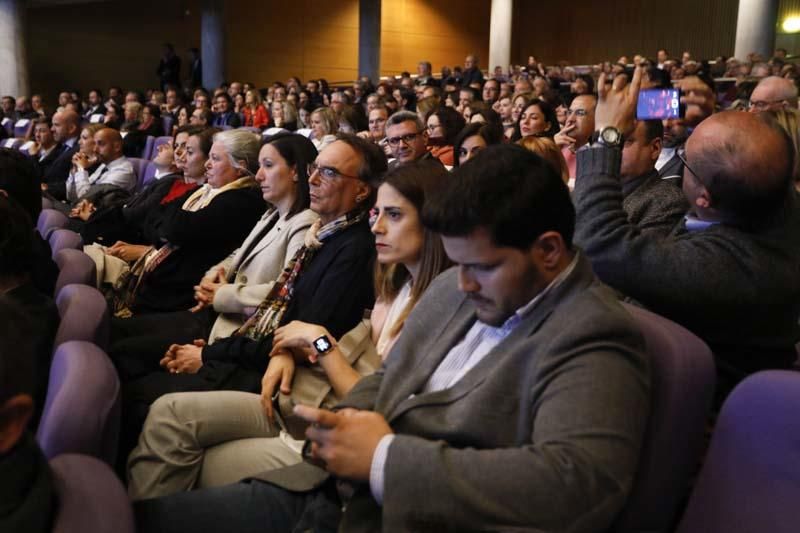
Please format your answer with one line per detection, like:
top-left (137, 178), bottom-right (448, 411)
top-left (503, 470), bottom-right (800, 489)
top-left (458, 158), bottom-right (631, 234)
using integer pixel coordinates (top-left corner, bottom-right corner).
top-left (386, 110), bottom-right (424, 132)
top-left (212, 129), bottom-right (260, 175)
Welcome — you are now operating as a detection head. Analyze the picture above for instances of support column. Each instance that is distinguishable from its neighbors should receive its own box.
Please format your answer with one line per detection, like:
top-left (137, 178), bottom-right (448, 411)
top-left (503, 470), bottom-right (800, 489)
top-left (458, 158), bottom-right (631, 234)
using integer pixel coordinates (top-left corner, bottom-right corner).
top-left (734, 0), bottom-right (779, 60)
top-left (489, 0), bottom-right (513, 76)
top-left (0, 0), bottom-right (29, 97)
top-left (201, 0), bottom-right (225, 89)
top-left (359, 0), bottom-right (381, 83)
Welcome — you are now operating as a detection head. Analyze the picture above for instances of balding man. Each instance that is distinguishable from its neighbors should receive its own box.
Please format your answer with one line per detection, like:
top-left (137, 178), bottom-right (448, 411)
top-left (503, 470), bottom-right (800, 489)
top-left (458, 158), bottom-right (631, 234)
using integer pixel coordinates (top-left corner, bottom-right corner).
top-left (65, 127), bottom-right (135, 205)
top-left (748, 76), bottom-right (799, 113)
top-left (575, 67), bottom-right (800, 403)
top-left (40, 109), bottom-right (81, 200)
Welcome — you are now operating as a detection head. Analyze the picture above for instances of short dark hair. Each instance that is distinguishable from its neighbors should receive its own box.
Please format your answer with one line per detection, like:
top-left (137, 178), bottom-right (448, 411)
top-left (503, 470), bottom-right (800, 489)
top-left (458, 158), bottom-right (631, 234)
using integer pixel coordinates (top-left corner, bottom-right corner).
top-left (640, 119), bottom-right (664, 143)
top-left (215, 92), bottom-right (233, 105)
top-left (452, 122), bottom-right (504, 167)
top-left (0, 148), bottom-right (41, 222)
top-left (423, 144), bottom-right (575, 249)
top-left (334, 133), bottom-right (388, 208)
top-left (429, 107), bottom-right (466, 145)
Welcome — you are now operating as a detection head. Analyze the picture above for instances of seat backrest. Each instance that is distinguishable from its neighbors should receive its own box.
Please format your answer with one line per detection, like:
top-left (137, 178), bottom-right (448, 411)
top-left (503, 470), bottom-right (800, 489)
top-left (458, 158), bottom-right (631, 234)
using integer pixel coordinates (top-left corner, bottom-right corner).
top-left (140, 135), bottom-right (155, 160)
top-left (2, 137), bottom-right (23, 150)
top-left (613, 303), bottom-right (716, 533)
top-left (141, 161), bottom-right (158, 188)
top-left (54, 284), bottom-right (109, 350)
top-left (676, 370), bottom-right (800, 533)
top-left (127, 157), bottom-right (149, 190)
top-left (263, 127), bottom-right (289, 137)
top-left (1, 116), bottom-right (12, 136)
top-left (161, 115), bottom-right (174, 136)
top-left (36, 342), bottom-right (120, 465)
top-left (14, 118), bottom-right (32, 137)
top-left (37, 208), bottom-right (69, 238)
top-left (295, 127), bottom-right (313, 138)
top-left (48, 229), bottom-right (83, 258)
top-left (54, 248), bottom-right (97, 297)
top-left (50, 454), bottom-right (134, 533)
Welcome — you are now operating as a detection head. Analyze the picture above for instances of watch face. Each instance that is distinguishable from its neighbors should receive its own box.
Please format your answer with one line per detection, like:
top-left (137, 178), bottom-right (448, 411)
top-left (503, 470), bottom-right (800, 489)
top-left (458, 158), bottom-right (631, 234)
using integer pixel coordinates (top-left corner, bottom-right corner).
top-left (314, 336), bottom-right (332, 353)
top-left (601, 128), bottom-right (621, 144)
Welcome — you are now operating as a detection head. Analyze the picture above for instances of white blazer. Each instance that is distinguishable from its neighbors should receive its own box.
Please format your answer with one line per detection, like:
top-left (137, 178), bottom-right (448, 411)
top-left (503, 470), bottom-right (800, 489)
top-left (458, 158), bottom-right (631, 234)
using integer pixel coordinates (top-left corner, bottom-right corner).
top-left (207, 208), bottom-right (318, 341)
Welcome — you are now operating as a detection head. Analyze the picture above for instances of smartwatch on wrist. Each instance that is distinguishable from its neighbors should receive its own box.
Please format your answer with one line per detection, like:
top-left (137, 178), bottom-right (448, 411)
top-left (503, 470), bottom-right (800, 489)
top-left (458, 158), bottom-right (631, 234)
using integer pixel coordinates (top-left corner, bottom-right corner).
top-left (592, 126), bottom-right (623, 148)
top-left (312, 334), bottom-right (334, 357)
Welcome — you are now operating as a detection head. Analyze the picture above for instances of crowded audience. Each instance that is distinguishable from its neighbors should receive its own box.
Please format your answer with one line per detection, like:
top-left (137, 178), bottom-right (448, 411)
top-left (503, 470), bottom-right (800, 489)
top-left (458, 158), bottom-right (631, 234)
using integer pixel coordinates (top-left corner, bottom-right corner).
top-left (4, 43), bottom-right (800, 533)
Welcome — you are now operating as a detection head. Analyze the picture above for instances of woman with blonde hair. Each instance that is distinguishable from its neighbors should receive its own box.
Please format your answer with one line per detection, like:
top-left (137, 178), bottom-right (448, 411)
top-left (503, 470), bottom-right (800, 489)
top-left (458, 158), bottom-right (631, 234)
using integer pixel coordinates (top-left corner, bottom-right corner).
top-left (518, 135), bottom-right (570, 186)
top-left (308, 106), bottom-right (338, 150)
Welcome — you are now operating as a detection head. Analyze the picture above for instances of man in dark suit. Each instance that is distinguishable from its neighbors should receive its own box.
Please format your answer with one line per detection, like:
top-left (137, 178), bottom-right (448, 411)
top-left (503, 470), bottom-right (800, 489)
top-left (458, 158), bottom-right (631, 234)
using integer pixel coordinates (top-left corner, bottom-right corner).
top-left (41, 109), bottom-right (81, 200)
top-left (134, 144), bottom-right (650, 533)
top-left (212, 93), bottom-right (241, 128)
top-left (575, 67), bottom-right (800, 400)
top-left (461, 53), bottom-right (485, 88)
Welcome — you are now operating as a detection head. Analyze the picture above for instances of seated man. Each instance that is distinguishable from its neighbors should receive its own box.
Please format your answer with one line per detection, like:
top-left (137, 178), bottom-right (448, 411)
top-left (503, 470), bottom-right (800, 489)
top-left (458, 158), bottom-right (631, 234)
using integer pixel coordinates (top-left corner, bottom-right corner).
top-left (41, 109), bottom-right (81, 200)
top-left (63, 127), bottom-right (136, 207)
top-left (574, 67), bottom-right (800, 399)
top-left (0, 298), bottom-right (55, 533)
top-left (212, 93), bottom-right (241, 128)
top-left (555, 94), bottom-right (596, 184)
top-left (134, 144), bottom-right (650, 533)
top-left (384, 111), bottom-right (436, 169)
top-left (748, 75), bottom-right (799, 113)
top-left (619, 119), bottom-right (688, 234)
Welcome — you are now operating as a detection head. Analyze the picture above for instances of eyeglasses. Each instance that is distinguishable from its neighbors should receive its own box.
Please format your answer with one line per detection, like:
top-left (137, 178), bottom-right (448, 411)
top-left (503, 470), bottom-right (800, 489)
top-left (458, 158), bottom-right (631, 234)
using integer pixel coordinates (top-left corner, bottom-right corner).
top-left (676, 151), bottom-right (702, 183)
top-left (386, 132), bottom-right (422, 146)
top-left (748, 99), bottom-right (787, 110)
top-left (307, 162), bottom-right (359, 181)
top-left (567, 108), bottom-right (589, 118)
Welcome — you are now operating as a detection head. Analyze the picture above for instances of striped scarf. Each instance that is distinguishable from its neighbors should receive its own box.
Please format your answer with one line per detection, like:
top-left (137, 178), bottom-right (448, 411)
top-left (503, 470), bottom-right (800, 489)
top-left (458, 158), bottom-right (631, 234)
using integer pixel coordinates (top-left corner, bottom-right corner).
top-left (236, 209), bottom-right (368, 340)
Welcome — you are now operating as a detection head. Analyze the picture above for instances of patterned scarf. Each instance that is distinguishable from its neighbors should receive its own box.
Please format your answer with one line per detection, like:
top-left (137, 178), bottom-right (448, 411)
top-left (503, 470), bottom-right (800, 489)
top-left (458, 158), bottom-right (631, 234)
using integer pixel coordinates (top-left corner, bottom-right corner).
top-left (236, 209), bottom-right (368, 340)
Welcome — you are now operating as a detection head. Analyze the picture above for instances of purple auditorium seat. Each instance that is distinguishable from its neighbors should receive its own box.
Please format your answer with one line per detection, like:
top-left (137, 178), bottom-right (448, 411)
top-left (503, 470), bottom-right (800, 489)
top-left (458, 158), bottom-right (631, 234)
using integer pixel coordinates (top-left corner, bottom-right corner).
top-left (54, 248), bottom-right (97, 297)
top-left (50, 454), bottom-right (135, 533)
top-left (141, 135), bottom-right (155, 160)
top-left (37, 208), bottom-right (69, 238)
top-left (161, 115), bottom-right (174, 136)
top-left (54, 284), bottom-right (109, 350)
top-left (42, 196), bottom-right (54, 210)
top-left (676, 371), bottom-right (800, 533)
top-left (48, 228), bottom-right (83, 258)
top-left (1, 116), bottom-right (12, 136)
top-left (2, 137), bottom-right (23, 150)
top-left (14, 117), bottom-right (32, 137)
top-left (151, 135), bottom-right (172, 159)
top-left (613, 303), bottom-right (716, 533)
top-left (141, 161), bottom-right (158, 188)
top-left (263, 127), bottom-right (288, 137)
top-left (36, 341), bottom-right (120, 464)
top-left (127, 157), bottom-right (149, 191)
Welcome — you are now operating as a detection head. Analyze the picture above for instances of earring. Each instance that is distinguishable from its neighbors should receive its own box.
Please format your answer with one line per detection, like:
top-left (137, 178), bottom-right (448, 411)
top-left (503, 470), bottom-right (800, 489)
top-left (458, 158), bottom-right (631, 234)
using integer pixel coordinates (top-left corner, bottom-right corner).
top-left (356, 195), bottom-right (365, 202)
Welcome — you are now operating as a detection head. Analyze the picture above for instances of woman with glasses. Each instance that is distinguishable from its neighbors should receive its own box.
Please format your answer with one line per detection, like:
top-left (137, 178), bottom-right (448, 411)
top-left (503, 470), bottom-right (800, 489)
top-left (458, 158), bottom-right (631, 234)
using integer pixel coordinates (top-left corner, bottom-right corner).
top-left (424, 107), bottom-right (465, 166)
top-left (118, 135), bottom-right (385, 472)
top-left (127, 159), bottom-right (452, 500)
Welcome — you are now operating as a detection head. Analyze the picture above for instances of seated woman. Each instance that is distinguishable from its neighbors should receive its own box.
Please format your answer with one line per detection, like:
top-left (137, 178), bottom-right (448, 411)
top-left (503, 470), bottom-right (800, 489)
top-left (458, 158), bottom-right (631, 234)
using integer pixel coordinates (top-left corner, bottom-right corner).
top-left (107, 129), bottom-right (265, 316)
top-left (243, 89), bottom-right (269, 130)
top-left (508, 92), bottom-right (532, 139)
top-left (127, 159), bottom-right (452, 499)
top-left (109, 132), bottom-right (318, 379)
top-left (77, 125), bottom-right (204, 245)
top-left (138, 103), bottom-right (164, 137)
top-left (452, 122), bottom-right (505, 167)
top-left (269, 101), bottom-right (298, 131)
top-left (425, 107), bottom-right (465, 166)
top-left (172, 105), bottom-right (191, 135)
top-left (118, 135), bottom-right (385, 470)
top-left (513, 98), bottom-right (558, 142)
top-left (308, 107), bottom-right (338, 150)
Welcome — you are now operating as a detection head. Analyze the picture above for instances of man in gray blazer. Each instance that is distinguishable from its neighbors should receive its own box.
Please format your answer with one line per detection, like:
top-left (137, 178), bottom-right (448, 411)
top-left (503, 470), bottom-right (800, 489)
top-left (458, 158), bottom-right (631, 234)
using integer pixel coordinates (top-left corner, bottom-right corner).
top-left (135, 145), bottom-right (651, 533)
top-left (575, 67), bottom-right (800, 401)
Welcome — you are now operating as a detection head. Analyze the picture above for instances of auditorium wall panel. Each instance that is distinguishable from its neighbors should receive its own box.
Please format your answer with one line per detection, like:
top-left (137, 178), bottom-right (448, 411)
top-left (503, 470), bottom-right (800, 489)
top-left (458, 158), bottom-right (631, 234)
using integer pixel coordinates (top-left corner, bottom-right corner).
top-left (513, 0), bottom-right (739, 65)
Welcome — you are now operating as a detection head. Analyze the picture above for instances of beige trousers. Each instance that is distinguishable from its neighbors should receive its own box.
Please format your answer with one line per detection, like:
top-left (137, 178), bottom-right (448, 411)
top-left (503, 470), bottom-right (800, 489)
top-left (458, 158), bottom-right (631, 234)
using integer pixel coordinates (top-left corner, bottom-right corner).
top-left (127, 390), bottom-right (302, 500)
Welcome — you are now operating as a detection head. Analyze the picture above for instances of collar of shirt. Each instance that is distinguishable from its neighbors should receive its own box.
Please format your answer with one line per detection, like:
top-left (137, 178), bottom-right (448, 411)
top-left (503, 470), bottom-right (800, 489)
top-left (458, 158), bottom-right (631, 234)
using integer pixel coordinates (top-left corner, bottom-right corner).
top-left (65, 137), bottom-right (78, 149)
top-left (684, 214), bottom-right (720, 232)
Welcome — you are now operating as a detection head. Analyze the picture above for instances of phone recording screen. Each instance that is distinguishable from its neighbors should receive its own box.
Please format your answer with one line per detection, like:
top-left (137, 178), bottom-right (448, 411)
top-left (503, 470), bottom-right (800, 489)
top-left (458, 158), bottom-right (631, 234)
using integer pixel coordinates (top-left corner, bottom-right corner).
top-left (636, 88), bottom-right (681, 120)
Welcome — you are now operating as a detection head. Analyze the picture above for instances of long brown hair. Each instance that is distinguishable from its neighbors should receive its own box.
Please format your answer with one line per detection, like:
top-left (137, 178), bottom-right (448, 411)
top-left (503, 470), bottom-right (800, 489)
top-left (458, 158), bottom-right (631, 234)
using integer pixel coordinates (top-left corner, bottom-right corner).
top-left (373, 160), bottom-right (452, 338)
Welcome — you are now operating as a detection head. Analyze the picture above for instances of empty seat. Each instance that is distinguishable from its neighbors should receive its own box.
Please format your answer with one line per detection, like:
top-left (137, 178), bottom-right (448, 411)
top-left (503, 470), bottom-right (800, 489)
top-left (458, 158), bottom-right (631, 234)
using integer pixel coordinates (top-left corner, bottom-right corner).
top-left (613, 303), bottom-right (716, 533)
top-left (36, 341), bottom-right (120, 464)
top-left (54, 284), bottom-right (109, 349)
top-left (49, 229), bottom-right (82, 258)
top-left (54, 248), bottom-right (97, 297)
top-left (50, 454), bottom-right (135, 533)
top-left (14, 118), bottom-right (32, 138)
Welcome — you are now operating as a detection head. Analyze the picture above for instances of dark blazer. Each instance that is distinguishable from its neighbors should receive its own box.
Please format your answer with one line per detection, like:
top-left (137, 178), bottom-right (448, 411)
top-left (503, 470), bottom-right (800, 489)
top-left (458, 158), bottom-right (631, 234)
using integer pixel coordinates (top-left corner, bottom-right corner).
top-left (257, 255), bottom-right (650, 532)
top-left (31, 144), bottom-right (64, 179)
top-left (41, 141), bottom-right (79, 200)
top-left (200, 217), bottom-right (376, 380)
top-left (132, 185), bottom-right (265, 314)
top-left (574, 146), bottom-right (800, 382)
top-left (0, 433), bottom-right (54, 533)
top-left (622, 169), bottom-right (688, 236)
top-left (213, 112), bottom-right (241, 128)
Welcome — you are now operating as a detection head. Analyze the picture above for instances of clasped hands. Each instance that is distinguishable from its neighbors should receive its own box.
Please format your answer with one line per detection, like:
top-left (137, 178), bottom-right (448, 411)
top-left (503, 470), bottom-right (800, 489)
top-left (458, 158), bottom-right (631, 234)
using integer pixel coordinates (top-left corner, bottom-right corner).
top-left (69, 199), bottom-right (95, 220)
top-left (159, 339), bottom-right (205, 374)
top-left (189, 267), bottom-right (227, 312)
top-left (106, 241), bottom-right (150, 262)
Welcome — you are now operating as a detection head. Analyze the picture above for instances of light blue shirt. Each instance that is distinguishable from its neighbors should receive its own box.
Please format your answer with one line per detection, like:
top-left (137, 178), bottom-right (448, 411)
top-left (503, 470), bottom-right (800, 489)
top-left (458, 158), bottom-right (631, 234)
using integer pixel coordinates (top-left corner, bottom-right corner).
top-left (369, 255), bottom-right (579, 504)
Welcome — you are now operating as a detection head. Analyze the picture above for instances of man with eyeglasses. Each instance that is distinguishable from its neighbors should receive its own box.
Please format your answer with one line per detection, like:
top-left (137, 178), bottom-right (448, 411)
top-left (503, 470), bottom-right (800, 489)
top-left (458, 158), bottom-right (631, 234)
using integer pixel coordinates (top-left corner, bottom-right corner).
top-left (574, 67), bottom-right (800, 406)
top-left (384, 111), bottom-right (434, 170)
top-left (748, 76), bottom-right (798, 113)
top-left (554, 94), bottom-right (596, 182)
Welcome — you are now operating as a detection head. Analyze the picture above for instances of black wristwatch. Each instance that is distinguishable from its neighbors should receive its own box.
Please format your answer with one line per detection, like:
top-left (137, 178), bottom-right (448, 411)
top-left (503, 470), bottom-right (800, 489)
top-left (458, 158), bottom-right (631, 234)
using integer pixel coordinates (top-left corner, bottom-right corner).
top-left (312, 334), bottom-right (334, 356)
top-left (592, 126), bottom-right (623, 148)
